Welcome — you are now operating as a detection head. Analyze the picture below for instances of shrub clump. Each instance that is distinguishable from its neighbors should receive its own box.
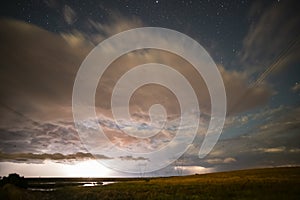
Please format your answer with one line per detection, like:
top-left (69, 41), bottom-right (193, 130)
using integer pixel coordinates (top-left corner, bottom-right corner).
top-left (0, 173), bottom-right (28, 189)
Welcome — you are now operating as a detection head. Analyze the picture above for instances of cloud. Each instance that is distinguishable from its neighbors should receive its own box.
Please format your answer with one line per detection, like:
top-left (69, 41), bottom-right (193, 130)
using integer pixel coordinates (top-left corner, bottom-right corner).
top-left (87, 13), bottom-right (144, 38)
top-left (224, 105), bottom-right (285, 131)
top-left (0, 18), bottom-right (90, 122)
top-left (218, 65), bottom-right (274, 114)
top-left (256, 147), bottom-right (286, 153)
top-left (0, 120), bottom-right (88, 155)
top-left (43, 0), bottom-right (60, 9)
top-left (61, 13), bottom-right (143, 47)
top-left (204, 157), bottom-right (236, 165)
top-left (0, 151), bottom-right (110, 163)
top-left (63, 5), bottom-right (77, 25)
top-left (0, 14), bottom-right (275, 128)
top-left (179, 104), bottom-right (299, 171)
top-left (0, 12), bottom-right (289, 171)
top-left (289, 148), bottom-right (300, 153)
top-left (240, 0), bottom-right (300, 74)
top-left (0, 14), bottom-right (145, 123)
top-left (291, 83), bottom-right (300, 93)
top-left (200, 105), bottom-right (300, 170)
top-left (119, 155), bottom-right (149, 161)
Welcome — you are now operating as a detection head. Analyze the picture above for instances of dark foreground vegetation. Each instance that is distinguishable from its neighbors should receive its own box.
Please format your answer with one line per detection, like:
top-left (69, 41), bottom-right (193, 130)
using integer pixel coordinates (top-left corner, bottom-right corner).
top-left (1, 167), bottom-right (300, 200)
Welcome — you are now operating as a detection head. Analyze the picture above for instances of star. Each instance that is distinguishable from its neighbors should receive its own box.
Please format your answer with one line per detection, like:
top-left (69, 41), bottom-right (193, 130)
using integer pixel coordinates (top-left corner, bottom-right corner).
top-left (155, 0), bottom-right (159, 4)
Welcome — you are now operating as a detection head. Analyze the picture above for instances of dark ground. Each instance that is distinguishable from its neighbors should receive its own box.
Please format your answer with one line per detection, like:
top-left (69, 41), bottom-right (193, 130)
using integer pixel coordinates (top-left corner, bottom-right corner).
top-left (1, 167), bottom-right (300, 200)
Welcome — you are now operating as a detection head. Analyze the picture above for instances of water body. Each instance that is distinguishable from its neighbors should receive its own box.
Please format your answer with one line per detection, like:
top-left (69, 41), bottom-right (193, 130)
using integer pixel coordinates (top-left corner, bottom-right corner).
top-left (27, 178), bottom-right (117, 191)
top-left (28, 181), bottom-right (116, 191)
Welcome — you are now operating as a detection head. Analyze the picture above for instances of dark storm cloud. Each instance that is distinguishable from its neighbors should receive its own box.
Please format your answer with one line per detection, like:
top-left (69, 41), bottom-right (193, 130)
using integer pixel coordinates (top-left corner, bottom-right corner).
top-left (0, 121), bottom-right (85, 154)
top-left (0, 151), bottom-right (110, 163)
top-left (0, 118), bottom-right (118, 164)
top-left (0, 8), bottom-right (294, 168)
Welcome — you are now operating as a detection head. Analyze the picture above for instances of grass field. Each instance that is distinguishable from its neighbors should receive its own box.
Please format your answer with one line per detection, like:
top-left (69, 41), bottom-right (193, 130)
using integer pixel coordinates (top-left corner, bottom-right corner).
top-left (1, 167), bottom-right (300, 200)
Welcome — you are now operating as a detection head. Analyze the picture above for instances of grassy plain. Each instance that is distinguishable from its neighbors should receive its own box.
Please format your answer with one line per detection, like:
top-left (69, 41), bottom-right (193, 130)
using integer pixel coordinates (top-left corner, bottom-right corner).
top-left (1, 167), bottom-right (299, 200)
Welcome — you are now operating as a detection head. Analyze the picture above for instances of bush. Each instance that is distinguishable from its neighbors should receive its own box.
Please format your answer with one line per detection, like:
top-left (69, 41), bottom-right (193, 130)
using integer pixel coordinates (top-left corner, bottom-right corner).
top-left (0, 173), bottom-right (28, 189)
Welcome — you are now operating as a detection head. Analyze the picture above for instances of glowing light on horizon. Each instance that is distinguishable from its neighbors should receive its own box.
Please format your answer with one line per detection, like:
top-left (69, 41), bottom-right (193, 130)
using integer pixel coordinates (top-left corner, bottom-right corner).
top-left (63, 160), bottom-right (112, 177)
top-left (0, 160), bottom-right (113, 177)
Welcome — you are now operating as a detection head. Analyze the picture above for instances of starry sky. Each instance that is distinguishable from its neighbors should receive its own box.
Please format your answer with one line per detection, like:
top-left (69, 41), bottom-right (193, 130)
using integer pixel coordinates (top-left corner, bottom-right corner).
top-left (0, 0), bottom-right (299, 177)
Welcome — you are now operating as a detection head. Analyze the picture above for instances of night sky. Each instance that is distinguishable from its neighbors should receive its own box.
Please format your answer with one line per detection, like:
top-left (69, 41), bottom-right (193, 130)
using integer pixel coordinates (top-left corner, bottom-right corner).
top-left (0, 0), bottom-right (299, 177)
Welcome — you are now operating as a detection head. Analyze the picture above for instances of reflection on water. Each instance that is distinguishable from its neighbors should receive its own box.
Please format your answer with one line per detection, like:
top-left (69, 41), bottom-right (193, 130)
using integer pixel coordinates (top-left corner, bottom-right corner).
top-left (28, 181), bottom-right (116, 191)
top-left (83, 182), bottom-right (98, 187)
top-left (102, 181), bottom-right (116, 185)
top-left (28, 188), bottom-right (56, 191)
top-left (83, 181), bottom-right (116, 186)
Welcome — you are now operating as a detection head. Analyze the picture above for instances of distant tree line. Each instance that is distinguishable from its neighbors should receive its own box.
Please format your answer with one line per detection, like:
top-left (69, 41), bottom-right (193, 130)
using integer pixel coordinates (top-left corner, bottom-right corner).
top-left (0, 173), bottom-right (28, 189)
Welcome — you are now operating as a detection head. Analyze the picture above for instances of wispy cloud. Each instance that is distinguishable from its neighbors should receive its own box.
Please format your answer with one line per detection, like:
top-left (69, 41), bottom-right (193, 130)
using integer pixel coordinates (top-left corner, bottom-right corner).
top-left (240, 0), bottom-right (300, 75)
top-left (63, 5), bottom-right (77, 25)
top-left (119, 155), bottom-right (149, 161)
top-left (256, 147), bottom-right (286, 153)
top-left (291, 83), bottom-right (300, 93)
top-left (204, 157), bottom-right (236, 165)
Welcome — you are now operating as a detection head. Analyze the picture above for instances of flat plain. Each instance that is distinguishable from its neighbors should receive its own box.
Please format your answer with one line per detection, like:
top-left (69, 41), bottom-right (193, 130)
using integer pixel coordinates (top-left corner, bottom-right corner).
top-left (1, 167), bottom-right (299, 200)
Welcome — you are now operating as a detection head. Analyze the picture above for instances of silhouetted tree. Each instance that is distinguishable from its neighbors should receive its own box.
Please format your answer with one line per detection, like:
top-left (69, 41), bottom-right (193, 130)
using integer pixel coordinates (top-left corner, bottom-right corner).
top-left (0, 173), bottom-right (28, 189)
